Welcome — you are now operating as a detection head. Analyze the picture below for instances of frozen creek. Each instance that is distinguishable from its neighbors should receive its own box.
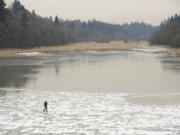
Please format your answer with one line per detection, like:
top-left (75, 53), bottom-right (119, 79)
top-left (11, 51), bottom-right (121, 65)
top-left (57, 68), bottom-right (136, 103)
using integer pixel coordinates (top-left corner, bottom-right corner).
top-left (0, 50), bottom-right (180, 134)
top-left (0, 90), bottom-right (180, 135)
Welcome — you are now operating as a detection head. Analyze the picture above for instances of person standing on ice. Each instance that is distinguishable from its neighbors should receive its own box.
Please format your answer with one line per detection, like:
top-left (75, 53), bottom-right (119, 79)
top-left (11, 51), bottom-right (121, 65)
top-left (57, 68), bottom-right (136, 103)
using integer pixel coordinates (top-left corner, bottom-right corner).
top-left (43, 101), bottom-right (48, 112)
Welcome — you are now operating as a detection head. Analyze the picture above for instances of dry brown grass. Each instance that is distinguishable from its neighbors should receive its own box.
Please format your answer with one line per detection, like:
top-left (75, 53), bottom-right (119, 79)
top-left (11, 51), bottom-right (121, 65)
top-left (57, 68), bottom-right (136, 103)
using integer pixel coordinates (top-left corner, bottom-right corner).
top-left (0, 41), bottom-right (179, 57)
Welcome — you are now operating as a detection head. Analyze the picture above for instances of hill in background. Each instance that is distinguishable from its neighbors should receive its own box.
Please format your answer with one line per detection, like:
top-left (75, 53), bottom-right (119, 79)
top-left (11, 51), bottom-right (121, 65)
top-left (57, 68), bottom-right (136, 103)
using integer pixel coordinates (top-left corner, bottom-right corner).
top-left (0, 0), bottom-right (157, 48)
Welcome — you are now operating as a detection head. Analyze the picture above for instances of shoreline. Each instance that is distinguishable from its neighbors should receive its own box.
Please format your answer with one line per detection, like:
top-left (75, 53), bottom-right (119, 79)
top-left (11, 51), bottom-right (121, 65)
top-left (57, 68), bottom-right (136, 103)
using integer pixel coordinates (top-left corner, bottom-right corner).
top-left (0, 41), bottom-right (179, 57)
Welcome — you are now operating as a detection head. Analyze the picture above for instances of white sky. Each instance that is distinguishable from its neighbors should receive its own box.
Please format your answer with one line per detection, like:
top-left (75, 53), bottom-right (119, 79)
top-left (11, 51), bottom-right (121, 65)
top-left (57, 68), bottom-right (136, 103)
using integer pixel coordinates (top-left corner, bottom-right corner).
top-left (5, 0), bottom-right (180, 25)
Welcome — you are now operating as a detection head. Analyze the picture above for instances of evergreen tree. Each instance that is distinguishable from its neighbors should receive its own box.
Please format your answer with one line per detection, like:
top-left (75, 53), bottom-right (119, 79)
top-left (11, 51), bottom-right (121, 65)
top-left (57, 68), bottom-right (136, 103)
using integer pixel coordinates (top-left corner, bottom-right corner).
top-left (0, 0), bottom-right (6, 23)
top-left (13, 0), bottom-right (24, 12)
top-left (49, 16), bottom-right (53, 22)
top-left (150, 14), bottom-right (180, 48)
top-left (32, 10), bottom-right (36, 16)
top-left (54, 16), bottom-right (59, 26)
top-left (22, 11), bottom-right (28, 26)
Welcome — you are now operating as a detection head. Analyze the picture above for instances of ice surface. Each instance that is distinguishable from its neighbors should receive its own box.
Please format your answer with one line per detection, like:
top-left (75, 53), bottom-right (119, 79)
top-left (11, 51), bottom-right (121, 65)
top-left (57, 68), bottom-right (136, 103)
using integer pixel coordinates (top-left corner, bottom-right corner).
top-left (0, 90), bottom-right (180, 135)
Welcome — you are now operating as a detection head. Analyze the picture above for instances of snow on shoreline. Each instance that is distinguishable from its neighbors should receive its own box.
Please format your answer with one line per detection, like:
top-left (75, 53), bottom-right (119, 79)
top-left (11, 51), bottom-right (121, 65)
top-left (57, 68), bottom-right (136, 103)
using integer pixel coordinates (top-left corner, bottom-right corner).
top-left (16, 52), bottom-right (45, 56)
top-left (15, 47), bottom-right (179, 58)
top-left (131, 48), bottom-right (179, 56)
top-left (131, 48), bottom-right (167, 53)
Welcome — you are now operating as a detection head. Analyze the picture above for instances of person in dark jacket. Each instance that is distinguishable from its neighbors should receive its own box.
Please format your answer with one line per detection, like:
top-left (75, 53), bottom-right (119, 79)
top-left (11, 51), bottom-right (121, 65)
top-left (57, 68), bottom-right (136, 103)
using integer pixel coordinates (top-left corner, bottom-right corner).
top-left (43, 101), bottom-right (48, 112)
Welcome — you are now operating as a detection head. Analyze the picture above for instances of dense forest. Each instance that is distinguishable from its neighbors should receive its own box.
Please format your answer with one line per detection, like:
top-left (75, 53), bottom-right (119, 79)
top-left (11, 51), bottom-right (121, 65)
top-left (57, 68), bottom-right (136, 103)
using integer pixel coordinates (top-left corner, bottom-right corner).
top-left (150, 14), bottom-right (180, 48)
top-left (0, 0), bottom-right (157, 48)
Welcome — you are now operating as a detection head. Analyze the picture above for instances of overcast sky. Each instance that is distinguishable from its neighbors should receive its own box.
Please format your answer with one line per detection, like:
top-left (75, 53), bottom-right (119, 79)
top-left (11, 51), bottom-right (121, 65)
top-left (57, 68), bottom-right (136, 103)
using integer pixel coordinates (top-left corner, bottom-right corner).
top-left (5, 0), bottom-right (180, 25)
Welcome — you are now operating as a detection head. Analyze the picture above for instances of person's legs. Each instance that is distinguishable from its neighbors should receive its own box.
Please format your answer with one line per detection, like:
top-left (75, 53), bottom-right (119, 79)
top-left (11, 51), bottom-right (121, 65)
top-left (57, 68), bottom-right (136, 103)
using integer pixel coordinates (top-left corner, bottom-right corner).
top-left (45, 106), bottom-right (48, 112)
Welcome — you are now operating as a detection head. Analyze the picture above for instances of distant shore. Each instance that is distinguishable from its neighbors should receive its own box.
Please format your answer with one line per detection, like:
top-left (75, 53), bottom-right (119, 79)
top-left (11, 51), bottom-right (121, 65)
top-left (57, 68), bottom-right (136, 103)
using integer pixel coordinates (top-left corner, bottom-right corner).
top-left (0, 41), bottom-right (179, 57)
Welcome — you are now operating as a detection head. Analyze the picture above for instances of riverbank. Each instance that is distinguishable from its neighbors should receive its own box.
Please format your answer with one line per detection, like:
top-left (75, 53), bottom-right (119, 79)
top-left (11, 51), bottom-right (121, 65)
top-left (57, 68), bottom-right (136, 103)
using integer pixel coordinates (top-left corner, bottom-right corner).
top-left (0, 41), bottom-right (145, 57)
top-left (153, 45), bottom-right (180, 54)
top-left (0, 41), bottom-right (179, 57)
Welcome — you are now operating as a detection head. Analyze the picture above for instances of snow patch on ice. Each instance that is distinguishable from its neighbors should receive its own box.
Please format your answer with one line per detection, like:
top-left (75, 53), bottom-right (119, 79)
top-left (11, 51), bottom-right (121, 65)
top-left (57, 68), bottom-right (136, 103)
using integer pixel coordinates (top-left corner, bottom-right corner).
top-left (0, 91), bottom-right (180, 134)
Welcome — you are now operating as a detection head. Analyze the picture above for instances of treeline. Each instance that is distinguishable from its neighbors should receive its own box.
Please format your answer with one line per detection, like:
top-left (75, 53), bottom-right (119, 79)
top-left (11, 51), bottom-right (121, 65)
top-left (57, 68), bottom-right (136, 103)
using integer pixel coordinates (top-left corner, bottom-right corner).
top-left (150, 14), bottom-right (180, 48)
top-left (0, 0), bottom-right (157, 48)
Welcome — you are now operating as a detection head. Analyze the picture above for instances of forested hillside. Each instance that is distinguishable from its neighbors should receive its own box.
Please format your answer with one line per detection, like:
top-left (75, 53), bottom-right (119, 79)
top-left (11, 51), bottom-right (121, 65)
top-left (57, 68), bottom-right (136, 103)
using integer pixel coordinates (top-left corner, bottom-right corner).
top-left (150, 14), bottom-right (180, 48)
top-left (0, 0), bottom-right (157, 48)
